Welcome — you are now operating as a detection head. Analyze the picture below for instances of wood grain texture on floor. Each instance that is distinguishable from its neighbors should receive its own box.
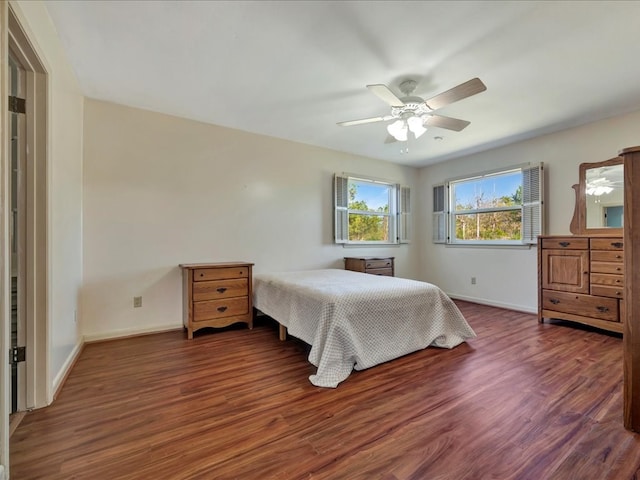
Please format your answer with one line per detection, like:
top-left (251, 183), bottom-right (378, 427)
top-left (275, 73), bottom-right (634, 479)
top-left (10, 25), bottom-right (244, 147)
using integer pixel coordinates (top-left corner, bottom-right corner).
top-left (9, 301), bottom-right (640, 479)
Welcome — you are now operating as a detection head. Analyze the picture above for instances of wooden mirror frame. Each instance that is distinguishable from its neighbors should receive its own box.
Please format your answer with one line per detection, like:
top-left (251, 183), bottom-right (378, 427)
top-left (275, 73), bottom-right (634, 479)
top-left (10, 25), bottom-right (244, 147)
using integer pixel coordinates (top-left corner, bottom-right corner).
top-left (569, 156), bottom-right (624, 235)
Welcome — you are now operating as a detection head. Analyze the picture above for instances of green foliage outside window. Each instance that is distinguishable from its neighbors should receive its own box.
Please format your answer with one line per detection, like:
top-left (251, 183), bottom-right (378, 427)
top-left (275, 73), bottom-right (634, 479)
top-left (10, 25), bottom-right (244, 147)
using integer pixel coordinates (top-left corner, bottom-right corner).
top-left (348, 182), bottom-right (391, 242)
top-left (453, 181), bottom-right (523, 241)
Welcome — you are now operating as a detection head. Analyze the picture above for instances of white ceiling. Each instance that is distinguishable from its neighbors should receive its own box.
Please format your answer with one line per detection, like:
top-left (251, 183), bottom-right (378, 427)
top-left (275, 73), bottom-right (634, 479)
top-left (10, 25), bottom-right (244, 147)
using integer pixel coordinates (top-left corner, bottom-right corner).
top-left (44, 0), bottom-right (640, 168)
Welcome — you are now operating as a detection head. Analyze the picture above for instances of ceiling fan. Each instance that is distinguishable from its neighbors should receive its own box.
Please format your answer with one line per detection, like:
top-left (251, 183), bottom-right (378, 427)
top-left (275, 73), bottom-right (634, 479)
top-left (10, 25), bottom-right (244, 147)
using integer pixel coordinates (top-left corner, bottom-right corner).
top-left (337, 77), bottom-right (487, 142)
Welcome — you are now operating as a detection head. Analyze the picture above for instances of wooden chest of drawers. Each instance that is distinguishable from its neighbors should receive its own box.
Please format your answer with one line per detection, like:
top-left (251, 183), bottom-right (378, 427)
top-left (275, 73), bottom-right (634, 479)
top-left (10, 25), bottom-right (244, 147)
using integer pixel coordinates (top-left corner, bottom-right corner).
top-left (344, 257), bottom-right (394, 276)
top-left (538, 236), bottom-right (623, 333)
top-left (180, 262), bottom-right (254, 339)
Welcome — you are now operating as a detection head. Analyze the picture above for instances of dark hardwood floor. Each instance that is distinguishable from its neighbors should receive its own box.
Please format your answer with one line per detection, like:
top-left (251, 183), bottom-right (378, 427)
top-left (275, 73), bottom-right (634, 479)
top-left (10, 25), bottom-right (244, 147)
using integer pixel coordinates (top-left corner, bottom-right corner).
top-left (9, 301), bottom-right (640, 479)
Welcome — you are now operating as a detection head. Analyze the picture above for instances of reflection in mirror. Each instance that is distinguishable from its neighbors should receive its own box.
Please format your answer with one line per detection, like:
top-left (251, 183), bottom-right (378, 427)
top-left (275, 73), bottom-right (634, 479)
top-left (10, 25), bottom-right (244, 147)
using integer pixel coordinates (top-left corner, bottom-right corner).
top-left (585, 163), bottom-right (624, 228)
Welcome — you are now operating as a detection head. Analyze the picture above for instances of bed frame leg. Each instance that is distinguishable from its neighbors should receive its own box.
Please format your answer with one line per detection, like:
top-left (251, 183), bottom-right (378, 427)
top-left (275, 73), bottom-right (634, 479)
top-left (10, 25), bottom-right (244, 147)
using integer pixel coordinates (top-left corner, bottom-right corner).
top-left (279, 324), bottom-right (287, 341)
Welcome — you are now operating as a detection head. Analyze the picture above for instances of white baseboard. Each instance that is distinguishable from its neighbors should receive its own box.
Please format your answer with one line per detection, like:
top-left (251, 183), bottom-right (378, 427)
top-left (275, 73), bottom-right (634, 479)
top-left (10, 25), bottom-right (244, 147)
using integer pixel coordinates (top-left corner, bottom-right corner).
top-left (83, 323), bottom-right (182, 343)
top-left (52, 339), bottom-right (84, 400)
top-left (447, 293), bottom-right (537, 314)
top-left (0, 464), bottom-right (5, 480)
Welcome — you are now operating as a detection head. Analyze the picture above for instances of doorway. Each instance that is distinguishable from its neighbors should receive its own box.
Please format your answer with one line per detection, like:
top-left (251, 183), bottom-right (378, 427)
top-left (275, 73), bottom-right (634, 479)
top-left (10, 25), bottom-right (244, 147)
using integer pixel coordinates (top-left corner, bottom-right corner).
top-left (4, 0), bottom-right (49, 421)
top-left (604, 205), bottom-right (624, 228)
top-left (9, 52), bottom-right (27, 416)
top-left (2, 4), bottom-right (50, 475)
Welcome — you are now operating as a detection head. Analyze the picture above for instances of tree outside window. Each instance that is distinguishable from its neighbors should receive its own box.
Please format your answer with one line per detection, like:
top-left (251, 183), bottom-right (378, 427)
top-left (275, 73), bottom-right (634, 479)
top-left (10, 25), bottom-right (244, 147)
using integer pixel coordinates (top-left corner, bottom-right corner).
top-left (348, 181), bottom-right (392, 242)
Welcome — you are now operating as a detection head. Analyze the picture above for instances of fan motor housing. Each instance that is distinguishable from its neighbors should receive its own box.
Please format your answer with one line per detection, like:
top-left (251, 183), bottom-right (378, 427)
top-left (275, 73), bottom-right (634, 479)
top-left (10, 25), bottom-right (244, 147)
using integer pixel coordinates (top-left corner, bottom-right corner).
top-left (391, 99), bottom-right (432, 119)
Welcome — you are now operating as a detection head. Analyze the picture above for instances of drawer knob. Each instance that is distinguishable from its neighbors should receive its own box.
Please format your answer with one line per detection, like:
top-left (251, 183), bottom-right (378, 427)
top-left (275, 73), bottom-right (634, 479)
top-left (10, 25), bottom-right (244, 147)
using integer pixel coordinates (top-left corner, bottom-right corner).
top-left (616, 255), bottom-right (622, 259)
top-left (216, 287), bottom-right (228, 293)
top-left (616, 267), bottom-right (621, 271)
top-left (597, 306), bottom-right (609, 313)
top-left (611, 242), bottom-right (623, 248)
top-left (366, 263), bottom-right (372, 267)
top-left (616, 279), bottom-right (621, 283)
top-left (217, 306), bottom-right (228, 313)
top-left (200, 273), bottom-right (204, 277)
top-left (550, 298), bottom-right (560, 305)
top-left (559, 242), bottom-right (570, 247)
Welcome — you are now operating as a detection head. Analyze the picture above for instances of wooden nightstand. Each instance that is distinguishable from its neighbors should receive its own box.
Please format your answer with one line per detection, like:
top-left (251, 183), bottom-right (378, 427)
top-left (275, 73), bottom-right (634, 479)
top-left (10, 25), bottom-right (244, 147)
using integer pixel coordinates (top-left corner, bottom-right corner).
top-left (179, 262), bottom-right (254, 339)
top-left (344, 257), bottom-right (394, 276)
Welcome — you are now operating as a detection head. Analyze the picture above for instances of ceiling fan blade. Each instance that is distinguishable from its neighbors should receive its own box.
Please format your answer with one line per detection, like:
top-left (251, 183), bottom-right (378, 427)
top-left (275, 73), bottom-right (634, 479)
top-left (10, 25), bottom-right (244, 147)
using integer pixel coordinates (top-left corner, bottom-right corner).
top-left (367, 84), bottom-right (405, 107)
top-left (424, 114), bottom-right (471, 132)
top-left (337, 115), bottom-right (392, 127)
top-left (384, 134), bottom-right (397, 144)
top-left (424, 78), bottom-right (487, 111)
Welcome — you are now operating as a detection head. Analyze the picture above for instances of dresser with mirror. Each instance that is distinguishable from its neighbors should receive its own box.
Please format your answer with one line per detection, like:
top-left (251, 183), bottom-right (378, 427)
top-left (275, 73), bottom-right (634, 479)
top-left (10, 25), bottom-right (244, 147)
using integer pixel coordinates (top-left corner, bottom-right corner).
top-left (538, 156), bottom-right (624, 333)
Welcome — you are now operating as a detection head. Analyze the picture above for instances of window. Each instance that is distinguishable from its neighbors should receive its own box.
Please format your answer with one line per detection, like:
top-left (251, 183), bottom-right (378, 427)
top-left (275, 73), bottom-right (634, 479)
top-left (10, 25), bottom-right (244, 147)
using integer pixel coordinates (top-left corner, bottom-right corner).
top-left (334, 174), bottom-right (410, 245)
top-left (433, 163), bottom-right (543, 245)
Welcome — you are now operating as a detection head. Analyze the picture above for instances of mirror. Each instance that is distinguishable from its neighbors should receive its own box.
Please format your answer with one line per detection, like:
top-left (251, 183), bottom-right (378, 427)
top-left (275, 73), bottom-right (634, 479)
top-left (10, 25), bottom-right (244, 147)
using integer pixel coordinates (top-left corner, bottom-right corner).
top-left (570, 156), bottom-right (624, 235)
top-left (585, 164), bottom-right (624, 228)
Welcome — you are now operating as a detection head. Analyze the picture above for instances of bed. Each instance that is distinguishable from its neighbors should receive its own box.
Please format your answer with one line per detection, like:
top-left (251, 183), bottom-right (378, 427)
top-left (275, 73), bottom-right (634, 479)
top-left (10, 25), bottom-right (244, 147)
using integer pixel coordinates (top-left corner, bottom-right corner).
top-left (253, 269), bottom-right (476, 388)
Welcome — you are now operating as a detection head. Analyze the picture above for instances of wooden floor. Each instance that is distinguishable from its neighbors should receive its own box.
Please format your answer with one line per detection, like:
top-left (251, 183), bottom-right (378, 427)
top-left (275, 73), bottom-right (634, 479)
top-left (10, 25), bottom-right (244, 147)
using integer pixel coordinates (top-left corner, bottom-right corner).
top-left (9, 301), bottom-right (640, 479)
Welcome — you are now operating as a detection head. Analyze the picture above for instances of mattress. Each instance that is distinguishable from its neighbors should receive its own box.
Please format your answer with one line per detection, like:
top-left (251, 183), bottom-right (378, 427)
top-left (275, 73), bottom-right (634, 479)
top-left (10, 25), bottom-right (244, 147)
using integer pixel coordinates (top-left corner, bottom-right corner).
top-left (253, 269), bottom-right (476, 388)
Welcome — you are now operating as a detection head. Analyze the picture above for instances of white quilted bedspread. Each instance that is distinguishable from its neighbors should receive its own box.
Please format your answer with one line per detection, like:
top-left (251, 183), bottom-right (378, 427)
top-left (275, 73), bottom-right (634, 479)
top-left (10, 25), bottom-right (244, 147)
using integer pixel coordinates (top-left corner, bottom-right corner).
top-left (253, 269), bottom-right (476, 388)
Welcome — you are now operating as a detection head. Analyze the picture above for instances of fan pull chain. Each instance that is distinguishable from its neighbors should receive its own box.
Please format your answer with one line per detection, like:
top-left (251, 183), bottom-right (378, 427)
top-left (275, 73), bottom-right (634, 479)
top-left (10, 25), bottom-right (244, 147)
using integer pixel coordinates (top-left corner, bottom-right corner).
top-left (400, 131), bottom-right (413, 154)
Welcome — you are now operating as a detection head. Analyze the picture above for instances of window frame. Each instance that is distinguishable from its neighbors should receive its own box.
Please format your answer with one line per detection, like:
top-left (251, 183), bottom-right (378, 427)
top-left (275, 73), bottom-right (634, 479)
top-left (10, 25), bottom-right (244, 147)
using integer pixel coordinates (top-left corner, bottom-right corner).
top-left (334, 173), bottom-right (410, 246)
top-left (433, 163), bottom-right (544, 247)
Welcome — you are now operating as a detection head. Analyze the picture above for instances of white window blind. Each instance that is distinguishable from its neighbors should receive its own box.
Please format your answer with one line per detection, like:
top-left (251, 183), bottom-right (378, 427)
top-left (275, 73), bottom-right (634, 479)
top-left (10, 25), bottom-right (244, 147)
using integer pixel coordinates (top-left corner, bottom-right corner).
top-left (522, 163), bottom-right (544, 244)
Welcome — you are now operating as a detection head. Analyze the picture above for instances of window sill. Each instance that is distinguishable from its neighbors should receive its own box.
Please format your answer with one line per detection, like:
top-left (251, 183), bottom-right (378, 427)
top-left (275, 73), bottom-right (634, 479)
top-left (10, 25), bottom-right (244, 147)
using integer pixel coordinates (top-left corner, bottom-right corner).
top-left (342, 243), bottom-right (401, 248)
top-left (443, 243), bottom-right (534, 250)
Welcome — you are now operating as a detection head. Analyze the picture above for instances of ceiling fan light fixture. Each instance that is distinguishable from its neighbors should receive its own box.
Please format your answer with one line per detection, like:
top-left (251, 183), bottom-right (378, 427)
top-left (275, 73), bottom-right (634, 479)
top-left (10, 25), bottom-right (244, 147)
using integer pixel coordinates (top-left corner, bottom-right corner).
top-left (387, 119), bottom-right (408, 141)
top-left (586, 177), bottom-right (615, 195)
top-left (407, 115), bottom-right (427, 139)
top-left (586, 185), bottom-right (614, 196)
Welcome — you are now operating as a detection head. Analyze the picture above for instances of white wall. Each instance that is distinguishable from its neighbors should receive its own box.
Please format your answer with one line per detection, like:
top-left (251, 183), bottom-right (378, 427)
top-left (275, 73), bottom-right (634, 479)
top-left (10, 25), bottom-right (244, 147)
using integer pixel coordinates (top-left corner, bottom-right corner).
top-left (82, 99), bottom-right (420, 339)
top-left (418, 109), bottom-right (640, 312)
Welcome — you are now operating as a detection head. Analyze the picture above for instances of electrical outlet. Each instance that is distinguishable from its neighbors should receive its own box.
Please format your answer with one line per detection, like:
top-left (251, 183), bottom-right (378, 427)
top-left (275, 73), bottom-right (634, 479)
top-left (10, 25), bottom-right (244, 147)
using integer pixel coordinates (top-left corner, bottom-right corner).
top-left (471, 277), bottom-right (477, 285)
top-left (133, 296), bottom-right (142, 308)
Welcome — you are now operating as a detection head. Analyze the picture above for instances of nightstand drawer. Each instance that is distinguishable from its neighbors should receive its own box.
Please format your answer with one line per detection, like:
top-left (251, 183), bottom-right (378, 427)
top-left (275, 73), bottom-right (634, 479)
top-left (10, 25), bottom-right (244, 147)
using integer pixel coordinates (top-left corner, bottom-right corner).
top-left (367, 267), bottom-right (393, 276)
top-left (193, 266), bottom-right (249, 282)
top-left (344, 257), bottom-right (395, 276)
top-left (192, 278), bottom-right (248, 301)
top-left (193, 296), bottom-right (249, 322)
top-left (364, 259), bottom-right (393, 270)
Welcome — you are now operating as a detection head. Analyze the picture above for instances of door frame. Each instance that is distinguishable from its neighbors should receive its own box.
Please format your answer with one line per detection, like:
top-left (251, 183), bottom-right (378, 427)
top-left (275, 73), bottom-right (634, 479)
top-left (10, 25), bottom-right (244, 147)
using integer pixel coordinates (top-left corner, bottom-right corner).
top-left (1, 1), bottom-right (49, 474)
top-left (8, 2), bottom-right (49, 411)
